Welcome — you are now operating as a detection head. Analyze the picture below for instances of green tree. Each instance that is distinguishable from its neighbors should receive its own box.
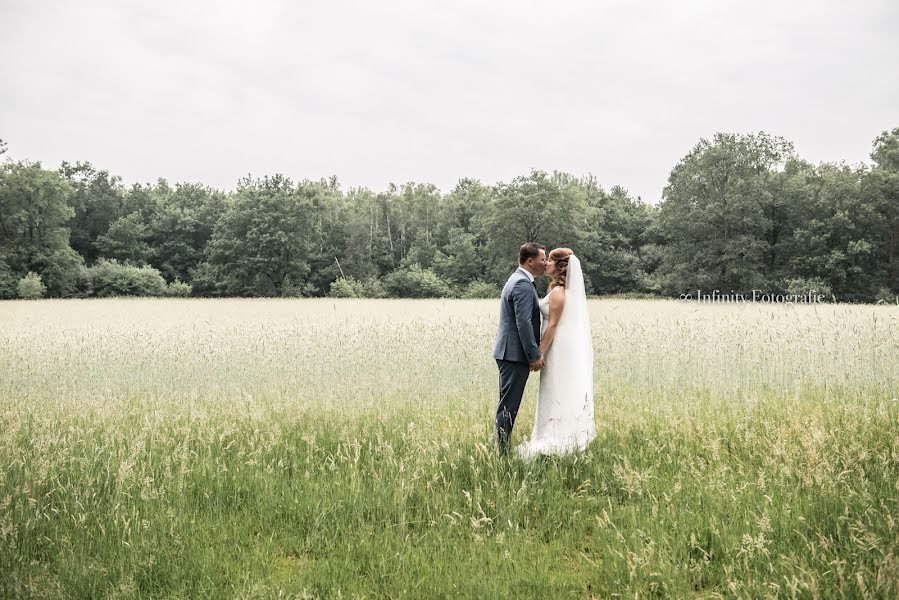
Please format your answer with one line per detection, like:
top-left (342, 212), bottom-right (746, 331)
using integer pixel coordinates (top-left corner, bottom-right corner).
top-left (872, 127), bottom-right (899, 171)
top-left (94, 212), bottom-right (153, 264)
top-left (60, 162), bottom-right (126, 265)
top-left (440, 178), bottom-right (492, 242)
top-left (202, 175), bottom-right (321, 296)
top-left (0, 261), bottom-right (16, 298)
top-left (329, 277), bottom-right (364, 298)
top-left (485, 170), bottom-right (584, 283)
top-left (574, 177), bottom-right (653, 294)
top-left (433, 227), bottom-right (481, 288)
top-left (461, 280), bottom-right (498, 298)
top-left (146, 182), bottom-right (227, 284)
top-left (338, 188), bottom-right (395, 280)
top-left (785, 161), bottom-right (894, 301)
top-left (655, 132), bottom-right (795, 294)
top-left (373, 182), bottom-right (444, 269)
top-left (868, 128), bottom-right (899, 293)
top-left (399, 183), bottom-right (443, 265)
top-left (432, 179), bottom-right (493, 289)
top-left (164, 279), bottom-right (192, 297)
top-left (303, 176), bottom-right (351, 296)
top-left (382, 264), bottom-right (450, 298)
top-left (0, 161), bottom-right (83, 297)
top-left (86, 259), bottom-right (168, 297)
top-left (17, 271), bottom-right (46, 299)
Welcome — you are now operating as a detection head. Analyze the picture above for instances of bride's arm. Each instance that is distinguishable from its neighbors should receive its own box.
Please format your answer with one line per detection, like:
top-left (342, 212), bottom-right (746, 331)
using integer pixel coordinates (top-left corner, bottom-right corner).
top-left (538, 287), bottom-right (566, 357)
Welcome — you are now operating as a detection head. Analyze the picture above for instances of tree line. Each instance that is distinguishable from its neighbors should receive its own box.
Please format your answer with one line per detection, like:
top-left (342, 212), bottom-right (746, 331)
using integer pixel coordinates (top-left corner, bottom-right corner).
top-left (1, 129), bottom-right (897, 302)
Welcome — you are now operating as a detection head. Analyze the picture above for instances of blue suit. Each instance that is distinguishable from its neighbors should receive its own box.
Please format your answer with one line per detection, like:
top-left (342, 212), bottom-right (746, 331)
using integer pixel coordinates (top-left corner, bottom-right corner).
top-left (493, 267), bottom-right (541, 451)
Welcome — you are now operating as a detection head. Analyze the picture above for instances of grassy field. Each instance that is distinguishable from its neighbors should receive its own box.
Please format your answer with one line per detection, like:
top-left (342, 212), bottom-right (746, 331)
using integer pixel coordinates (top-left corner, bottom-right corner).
top-left (0, 298), bottom-right (897, 599)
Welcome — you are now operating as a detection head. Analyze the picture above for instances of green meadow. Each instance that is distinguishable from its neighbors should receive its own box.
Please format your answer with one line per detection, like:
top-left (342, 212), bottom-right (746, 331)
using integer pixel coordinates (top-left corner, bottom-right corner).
top-left (1, 298), bottom-right (897, 598)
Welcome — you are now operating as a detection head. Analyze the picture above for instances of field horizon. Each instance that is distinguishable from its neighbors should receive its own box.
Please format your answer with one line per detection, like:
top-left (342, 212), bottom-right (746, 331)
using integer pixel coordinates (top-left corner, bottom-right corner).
top-left (1, 298), bottom-right (897, 598)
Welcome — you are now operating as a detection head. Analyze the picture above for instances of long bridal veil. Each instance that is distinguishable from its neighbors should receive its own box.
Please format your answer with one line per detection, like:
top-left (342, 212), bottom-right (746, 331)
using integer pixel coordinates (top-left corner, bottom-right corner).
top-left (518, 254), bottom-right (596, 459)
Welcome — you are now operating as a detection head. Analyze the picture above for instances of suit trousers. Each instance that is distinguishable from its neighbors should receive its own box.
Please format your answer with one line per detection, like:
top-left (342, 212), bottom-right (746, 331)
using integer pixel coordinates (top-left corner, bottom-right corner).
top-left (495, 359), bottom-right (531, 452)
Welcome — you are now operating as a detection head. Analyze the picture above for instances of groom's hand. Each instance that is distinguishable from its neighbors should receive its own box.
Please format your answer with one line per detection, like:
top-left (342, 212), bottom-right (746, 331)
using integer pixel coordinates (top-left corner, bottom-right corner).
top-left (529, 358), bottom-right (544, 371)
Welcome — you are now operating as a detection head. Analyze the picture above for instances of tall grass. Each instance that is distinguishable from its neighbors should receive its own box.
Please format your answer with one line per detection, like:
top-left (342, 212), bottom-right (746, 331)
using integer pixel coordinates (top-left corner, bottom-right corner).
top-left (1, 298), bottom-right (897, 598)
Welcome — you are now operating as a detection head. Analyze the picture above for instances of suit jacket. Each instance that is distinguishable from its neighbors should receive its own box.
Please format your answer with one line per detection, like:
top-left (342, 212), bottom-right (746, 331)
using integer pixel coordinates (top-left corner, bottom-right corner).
top-left (493, 267), bottom-right (541, 364)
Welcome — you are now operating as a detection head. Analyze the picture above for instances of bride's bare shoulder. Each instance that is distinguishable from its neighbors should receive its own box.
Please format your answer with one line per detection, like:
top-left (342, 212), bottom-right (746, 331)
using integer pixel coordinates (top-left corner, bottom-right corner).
top-left (549, 286), bottom-right (566, 307)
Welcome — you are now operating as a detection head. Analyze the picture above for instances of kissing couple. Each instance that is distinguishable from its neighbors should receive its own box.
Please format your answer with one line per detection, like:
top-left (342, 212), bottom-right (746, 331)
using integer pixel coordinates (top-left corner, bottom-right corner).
top-left (493, 243), bottom-right (596, 459)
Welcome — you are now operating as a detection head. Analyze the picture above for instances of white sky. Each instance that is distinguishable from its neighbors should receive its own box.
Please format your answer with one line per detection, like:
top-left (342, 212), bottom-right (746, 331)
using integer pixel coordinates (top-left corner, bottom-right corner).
top-left (1, 0), bottom-right (897, 204)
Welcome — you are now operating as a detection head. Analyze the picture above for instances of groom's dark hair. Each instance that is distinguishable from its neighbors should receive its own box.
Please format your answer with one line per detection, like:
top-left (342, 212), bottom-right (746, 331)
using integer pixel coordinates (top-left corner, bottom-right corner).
top-left (519, 242), bottom-right (545, 265)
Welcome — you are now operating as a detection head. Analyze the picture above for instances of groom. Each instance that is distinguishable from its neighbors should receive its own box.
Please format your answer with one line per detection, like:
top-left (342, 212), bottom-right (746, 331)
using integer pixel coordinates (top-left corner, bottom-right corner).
top-left (493, 242), bottom-right (546, 453)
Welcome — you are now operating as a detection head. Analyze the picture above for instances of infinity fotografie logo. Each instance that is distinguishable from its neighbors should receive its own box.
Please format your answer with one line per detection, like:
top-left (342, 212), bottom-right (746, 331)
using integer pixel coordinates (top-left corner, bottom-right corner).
top-left (678, 290), bottom-right (827, 303)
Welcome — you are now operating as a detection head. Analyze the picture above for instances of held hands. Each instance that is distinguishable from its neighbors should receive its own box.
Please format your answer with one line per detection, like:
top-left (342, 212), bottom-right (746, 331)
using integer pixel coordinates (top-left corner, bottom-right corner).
top-left (530, 344), bottom-right (548, 371)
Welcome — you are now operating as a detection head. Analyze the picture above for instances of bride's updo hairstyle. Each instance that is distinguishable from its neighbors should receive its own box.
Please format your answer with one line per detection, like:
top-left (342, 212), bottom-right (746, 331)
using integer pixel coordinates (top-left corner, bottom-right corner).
top-left (548, 247), bottom-right (573, 291)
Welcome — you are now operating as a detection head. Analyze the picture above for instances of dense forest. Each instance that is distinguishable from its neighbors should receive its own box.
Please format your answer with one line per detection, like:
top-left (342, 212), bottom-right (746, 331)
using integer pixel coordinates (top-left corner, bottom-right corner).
top-left (1, 129), bottom-right (897, 302)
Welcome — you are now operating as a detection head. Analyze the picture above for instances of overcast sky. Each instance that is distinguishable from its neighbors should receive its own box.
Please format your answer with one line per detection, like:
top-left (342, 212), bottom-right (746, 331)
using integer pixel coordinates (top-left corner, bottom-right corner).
top-left (2, 0), bottom-right (897, 204)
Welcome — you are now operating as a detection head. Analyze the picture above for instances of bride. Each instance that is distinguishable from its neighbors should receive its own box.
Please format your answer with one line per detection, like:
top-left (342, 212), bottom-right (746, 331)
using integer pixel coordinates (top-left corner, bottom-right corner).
top-left (517, 248), bottom-right (596, 459)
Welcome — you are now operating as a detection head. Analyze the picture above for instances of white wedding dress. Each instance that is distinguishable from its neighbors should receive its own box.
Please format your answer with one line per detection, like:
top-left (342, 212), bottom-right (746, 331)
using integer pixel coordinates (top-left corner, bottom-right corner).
top-left (517, 255), bottom-right (596, 459)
